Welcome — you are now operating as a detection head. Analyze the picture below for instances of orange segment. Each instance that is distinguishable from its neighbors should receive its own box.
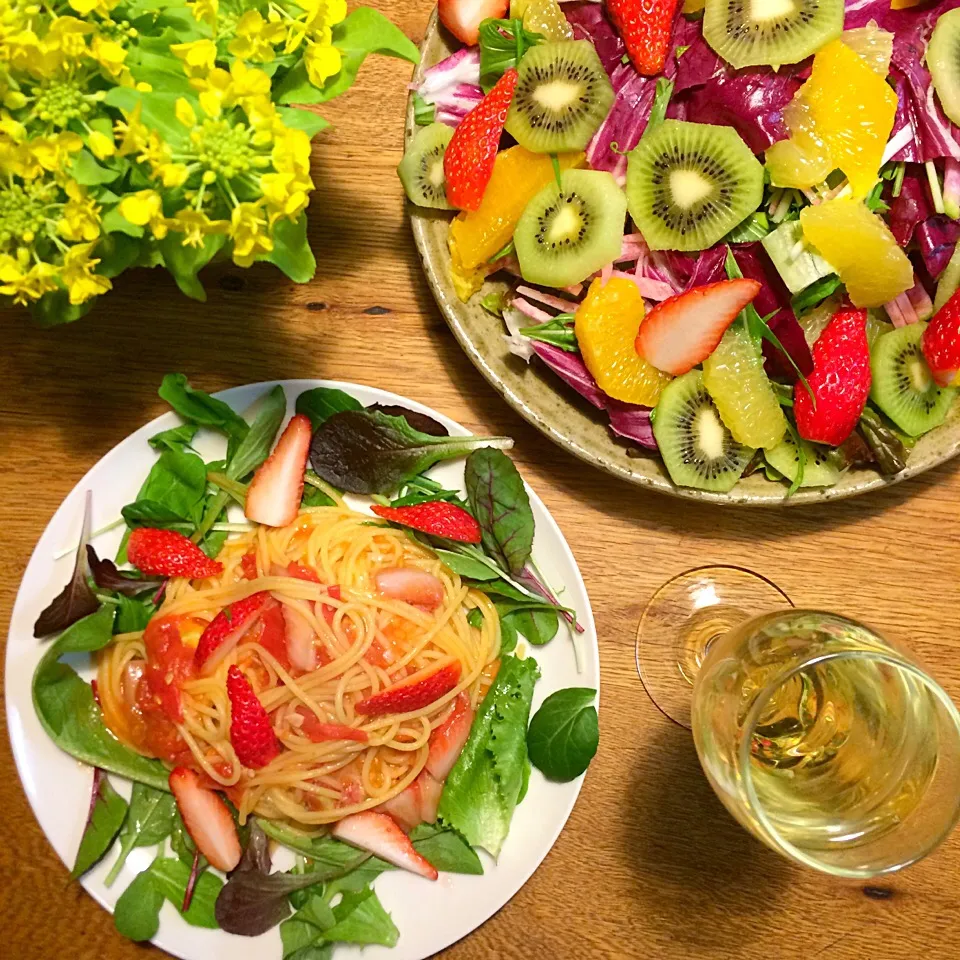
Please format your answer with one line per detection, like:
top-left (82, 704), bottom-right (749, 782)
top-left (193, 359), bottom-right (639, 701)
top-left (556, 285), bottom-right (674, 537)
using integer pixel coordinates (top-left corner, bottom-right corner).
top-left (575, 277), bottom-right (672, 406)
top-left (449, 146), bottom-right (584, 269)
top-left (800, 198), bottom-right (913, 308)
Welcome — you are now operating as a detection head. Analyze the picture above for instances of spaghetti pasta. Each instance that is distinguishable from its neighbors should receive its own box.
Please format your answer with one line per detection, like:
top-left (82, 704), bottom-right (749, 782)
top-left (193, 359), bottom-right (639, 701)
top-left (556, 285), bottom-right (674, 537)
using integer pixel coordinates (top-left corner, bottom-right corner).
top-left (98, 497), bottom-right (501, 826)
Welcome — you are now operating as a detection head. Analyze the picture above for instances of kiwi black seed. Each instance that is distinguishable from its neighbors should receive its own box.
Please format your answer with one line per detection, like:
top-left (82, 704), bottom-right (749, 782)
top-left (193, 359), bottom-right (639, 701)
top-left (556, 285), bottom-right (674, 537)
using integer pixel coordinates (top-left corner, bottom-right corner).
top-left (653, 370), bottom-right (754, 492)
top-left (514, 169), bottom-right (626, 287)
top-left (626, 119), bottom-right (764, 252)
top-left (703, 0), bottom-right (844, 70)
top-left (397, 122), bottom-right (453, 209)
top-left (870, 323), bottom-right (958, 437)
top-left (505, 40), bottom-right (614, 153)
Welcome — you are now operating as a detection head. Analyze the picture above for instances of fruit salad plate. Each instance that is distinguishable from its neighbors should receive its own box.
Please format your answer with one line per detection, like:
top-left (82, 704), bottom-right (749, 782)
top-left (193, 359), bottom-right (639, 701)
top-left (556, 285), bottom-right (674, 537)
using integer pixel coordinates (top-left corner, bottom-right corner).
top-left (403, 2), bottom-right (960, 506)
top-left (7, 378), bottom-right (599, 960)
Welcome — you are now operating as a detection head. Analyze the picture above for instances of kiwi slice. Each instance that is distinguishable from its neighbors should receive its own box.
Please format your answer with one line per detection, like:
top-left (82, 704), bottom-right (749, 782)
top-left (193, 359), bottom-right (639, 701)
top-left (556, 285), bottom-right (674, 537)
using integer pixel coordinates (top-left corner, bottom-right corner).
top-left (626, 120), bottom-right (764, 252)
top-left (653, 370), bottom-right (755, 492)
top-left (765, 434), bottom-right (842, 488)
top-left (397, 122), bottom-right (453, 209)
top-left (928, 9), bottom-right (960, 127)
top-left (703, 0), bottom-right (844, 70)
top-left (514, 169), bottom-right (626, 286)
top-left (870, 323), bottom-right (958, 437)
top-left (505, 40), bottom-right (614, 153)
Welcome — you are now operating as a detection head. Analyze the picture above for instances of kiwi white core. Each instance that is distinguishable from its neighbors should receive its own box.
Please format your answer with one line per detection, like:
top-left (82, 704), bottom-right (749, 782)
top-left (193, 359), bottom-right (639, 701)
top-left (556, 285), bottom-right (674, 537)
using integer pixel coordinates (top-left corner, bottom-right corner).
top-left (669, 169), bottom-right (714, 208)
top-left (546, 201), bottom-right (584, 243)
top-left (751, 0), bottom-right (797, 23)
top-left (909, 356), bottom-right (933, 393)
top-left (695, 408), bottom-right (727, 460)
top-left (428, 160), bottom-right (444, 187)
top-left (533, 79), bottom-right (583, 111)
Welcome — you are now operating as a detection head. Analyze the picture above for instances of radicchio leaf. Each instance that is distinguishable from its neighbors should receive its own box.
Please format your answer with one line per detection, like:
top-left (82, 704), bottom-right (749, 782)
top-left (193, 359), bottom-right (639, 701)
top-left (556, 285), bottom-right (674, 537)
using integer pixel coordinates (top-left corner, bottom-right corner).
top-left (762, 308), bottom-right (815, 382)
top-left (917, 214), bottom-right (960, 278)
top-left (530, 341), bottom-right (606, 409)
top-left (605, 400), bottom-right (657, 451)
top-left (365, 404), bottom-right (449, 437)
top-left (889, 170), bottom-right (933, 247)
top-left (34, 490), bottom-right (99, 637)
top-left (87, 545), bottom-right (164, 597)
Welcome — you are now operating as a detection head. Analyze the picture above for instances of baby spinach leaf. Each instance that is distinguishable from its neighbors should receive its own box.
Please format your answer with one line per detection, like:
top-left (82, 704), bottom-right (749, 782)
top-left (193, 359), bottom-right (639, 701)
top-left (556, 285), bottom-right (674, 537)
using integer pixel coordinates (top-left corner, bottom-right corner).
top-left (439, 655), bottom-right (540, 856)
top-left (114, 863), bottom-right (164, 942)
top-left (32, 606), bottom-right (170, 790)
top-left (88, 545), bottom-right (163, 597)
top-left (309, 410), bottom-right (512, 495)
top-left (158, 373), bottom-right (249, 450)
top-left (71, 769), bottom-right (128, 879)
top-left (497, 609), bottom-right (518, 655)
top-left (467, 608), bottom-right (485, 629)
top-left (150, 857), bottom-right (223, 928)
top-left (114, 594), bottom-right (155, 633)
top-left (122, 449), bottom-right (208, 529)
top-left (527, 688), bottom-right (599, 782)
top-left (226, 384), bottom-right (287, 481)
top-left (407, 823), bottom-right (483, 875)
top-left (34, 490), bottom-right (98, 637)
top-left (502, 607), bottom-right (559, 647)
top-left (105, 783), bottom-right (177, 886)
top-left (465, 448), bottom-right (534, 576)
top-left (149, 423), bottom-right (199, 453)
top-left (295, 387), bottom-right (362, 431)
top-left (433, 549), bottom-right (499, 581)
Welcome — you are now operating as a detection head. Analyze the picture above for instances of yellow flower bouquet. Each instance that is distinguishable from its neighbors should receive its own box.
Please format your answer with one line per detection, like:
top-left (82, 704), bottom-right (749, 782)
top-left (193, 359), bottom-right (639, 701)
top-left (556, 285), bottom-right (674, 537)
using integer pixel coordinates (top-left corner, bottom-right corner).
top-left (0, 0), bottom-right (418, 323)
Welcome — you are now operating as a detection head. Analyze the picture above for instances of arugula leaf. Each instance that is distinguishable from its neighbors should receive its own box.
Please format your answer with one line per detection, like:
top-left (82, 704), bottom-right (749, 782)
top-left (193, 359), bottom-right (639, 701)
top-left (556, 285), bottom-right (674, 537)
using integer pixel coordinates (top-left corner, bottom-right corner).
top-left (464, 448), bottom-right (534, 576)
top-left (34, 490), bottom-right (99, 637)
top-left (71, 770), bottom-right (128, 879)
top-left (105, 783), bottom-right (177, 886)
top-left (527, 687), bottom-right (599, 781)
top-left (643, 77), bottom-right (673, 140)
top-left (325, 887), bottom-right (399, 946)
top-left (309, 410), bottom-right (512, 495)
top-left (518, 314), bottom-right (578, 352)
top-left (296, 387), bottom-right (363, 431)
top-left (434, 549), bottom-right (499, 581)
top-left (281, 895), bottom-right (336, 958)
top-left (149, 857), bottom-right (223, 928)
top-left (114, 864), bottom-right (164, 941)
top-left (438, 655), bottom-right (540, 856)
top-left (32, 606), bottom-right (170, 790)
top-left (478, 18), bottom-right (543, 91)
top-left (791, 274), bottom-right (843, 316)
top-left (158, 373), bottom-right (249, 449)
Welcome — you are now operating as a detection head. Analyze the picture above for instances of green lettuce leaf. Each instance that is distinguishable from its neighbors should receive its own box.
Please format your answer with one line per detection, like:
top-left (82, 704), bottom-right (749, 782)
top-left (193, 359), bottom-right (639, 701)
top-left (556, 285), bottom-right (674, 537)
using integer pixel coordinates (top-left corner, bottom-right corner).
top-left (438, 654), bottom-right (540, 857)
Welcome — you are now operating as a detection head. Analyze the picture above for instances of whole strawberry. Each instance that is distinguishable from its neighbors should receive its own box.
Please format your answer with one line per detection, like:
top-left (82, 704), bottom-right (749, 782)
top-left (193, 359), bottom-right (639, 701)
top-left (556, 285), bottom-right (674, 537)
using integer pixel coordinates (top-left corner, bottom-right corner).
top-left (227, 665), bottom-right (280, 769)
top-left (607, 0), bottom-right (682, 76)
top-left (794, 308), bottom-right (872, 446)
top-left (443, 68), bottom-right (518, 211)
top-left (128, 527), bottom-right (223, 579)
top-left (371, 501), bottom-right (481, 543)
top-left (922, 289), bottom-right (960, 386)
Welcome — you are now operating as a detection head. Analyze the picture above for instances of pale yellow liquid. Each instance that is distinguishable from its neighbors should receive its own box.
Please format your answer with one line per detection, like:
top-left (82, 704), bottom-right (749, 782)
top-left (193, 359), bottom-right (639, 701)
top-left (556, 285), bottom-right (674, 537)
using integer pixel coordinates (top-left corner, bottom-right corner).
top-left (743, 656), bottom-right (939, 852)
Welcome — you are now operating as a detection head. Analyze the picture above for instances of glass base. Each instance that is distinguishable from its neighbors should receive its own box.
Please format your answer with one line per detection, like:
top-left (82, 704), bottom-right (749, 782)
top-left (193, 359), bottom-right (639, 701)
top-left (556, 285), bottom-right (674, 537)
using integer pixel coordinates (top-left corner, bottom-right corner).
top-left (636, 566), bottom-right (793, 729)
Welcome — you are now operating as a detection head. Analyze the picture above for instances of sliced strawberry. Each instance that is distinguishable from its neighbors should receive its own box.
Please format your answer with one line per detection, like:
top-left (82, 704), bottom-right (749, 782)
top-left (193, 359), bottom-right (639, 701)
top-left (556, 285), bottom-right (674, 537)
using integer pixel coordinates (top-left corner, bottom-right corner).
top-left (128, 527), bottom-right (223, 579)
top-left (169, 767), bottom-right (241, 872)
top-left (417, 771), bottom-right (444, 824)
top-left (226, 665), bottom-right (280, 769)
top-left (256, 599), bottom-right (290, 671)
top-left (245, 414), bottom-right (312, 528)
top-left (355, 659), bottom-right (461, 717)
top-left (280, 600), bottom-right (315, 673)
top-left (426, 692), bottom-right (474, 781)
top-left (795, 308), bottom-right (872, 446)
top-left (443, 67), bottom-right (518, 211)
top-left (194, 591), bottom-right (270, 675)
top-left (296, 707), bottom-right (369, 743)
top-left (636, 279), bottom-right (761, 376)
top-left (319, 583), bottom-right (341, 626)
top-left (375, 567), bottom-right (445, 610)
top-left (331, 811), bottom-right (438, 880)
top-left (437, 0), bottom-right (508, 45)
top-left (607, 0), bottom-right (682, 76)
top-left (240, 552), bottom-right (259, 580)
top-left (922, 290), bottom-right (960, 386)
top-left (371, 501), bottom-right (481, 543)
top-left (378, 782), bottom-right (423, 832)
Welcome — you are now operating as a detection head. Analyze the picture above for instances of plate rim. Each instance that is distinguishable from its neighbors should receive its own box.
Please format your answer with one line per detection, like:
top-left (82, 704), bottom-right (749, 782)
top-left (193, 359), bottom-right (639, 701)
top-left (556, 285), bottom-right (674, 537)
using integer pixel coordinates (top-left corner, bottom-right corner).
top-left (6, 377), bottom-right (600, 960)
top-left (405, 10), bottom-right (960, 507)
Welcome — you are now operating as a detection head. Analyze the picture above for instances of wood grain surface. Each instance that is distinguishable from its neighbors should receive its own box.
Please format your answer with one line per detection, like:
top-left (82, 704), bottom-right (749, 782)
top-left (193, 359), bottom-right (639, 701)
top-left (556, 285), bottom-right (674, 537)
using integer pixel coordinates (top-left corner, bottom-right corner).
top-left (3, 3), bottom-right (960, 957)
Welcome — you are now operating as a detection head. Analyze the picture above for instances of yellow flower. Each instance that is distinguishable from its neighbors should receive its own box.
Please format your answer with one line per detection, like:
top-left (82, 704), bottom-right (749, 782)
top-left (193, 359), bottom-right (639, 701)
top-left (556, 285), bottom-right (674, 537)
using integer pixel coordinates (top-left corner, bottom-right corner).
top-left (192, 59), bottom-right (271, 117)
top-left (60, 241), bottom-right (111, 304)
top-left (228, 10), bottom-right (286, 63)
top-left (118, 189), bottom-right (168, 238)
top-left (114, 102), bottom-right (147, 156)
top-left (188, 0), bottom-right (218, 30)
top-left (260, 170), bottom-right (312, 224)
top-left (68, 0), bottom-right (121, 16)
top-left (193, 67), bottom-right (232, 117)
top-left (229, 201), bottom-right (272, 266)
top-left (0, 114), bottom-right (26, 142)
top-left (30, 132), bottom-right (83, 173)
top-left (175, 97), bottom-right (197, 128)
top-left (87, 130), bottom-right (115, 160)
top-left (168, 208), bottom-right (228, 247)
top-left (39, 15), bottom-right (93, 65)
top-left (171, 38), bottom-right (218, 77)
top-left (90, 36), bottom-right (128, 78)
top-left (242, 95), bottom-right (281, 145)
top-left (285, 0), bottom-right (347, 54)
top-left (304, 40), bottom-right (341, 88)
top-left (59, 181), bottom-right (101, 242)
top-left (0, 255), bottom-right (58, 305)
top-left (272, 127), bottom-right (312, 177)
top-left (228, 59), bottom-right (272, 102)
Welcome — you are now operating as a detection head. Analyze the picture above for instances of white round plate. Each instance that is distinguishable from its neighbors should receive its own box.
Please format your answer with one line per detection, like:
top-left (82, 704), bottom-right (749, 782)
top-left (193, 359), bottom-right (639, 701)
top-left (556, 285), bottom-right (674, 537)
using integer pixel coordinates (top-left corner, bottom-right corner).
top-left (6, 380), bottom-right (599, 960)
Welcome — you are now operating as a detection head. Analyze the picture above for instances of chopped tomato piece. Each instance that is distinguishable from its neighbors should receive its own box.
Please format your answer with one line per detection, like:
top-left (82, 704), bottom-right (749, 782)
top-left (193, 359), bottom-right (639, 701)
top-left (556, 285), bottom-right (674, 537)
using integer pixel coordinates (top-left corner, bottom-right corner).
top-left (254, 599), bottom-right (290, 671)
top-left (288, 561), bottom-right (322, 583)
top-left (240, 552), bottom-right (259, 580)
top-left (143, 616), bottom-right (197, 724)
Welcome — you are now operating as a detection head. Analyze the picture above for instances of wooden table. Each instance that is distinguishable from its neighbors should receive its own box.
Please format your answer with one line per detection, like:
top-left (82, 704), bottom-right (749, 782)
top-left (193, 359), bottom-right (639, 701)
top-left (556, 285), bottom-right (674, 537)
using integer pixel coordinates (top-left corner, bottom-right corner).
top-left (3, 3), bottom-right (960, 957)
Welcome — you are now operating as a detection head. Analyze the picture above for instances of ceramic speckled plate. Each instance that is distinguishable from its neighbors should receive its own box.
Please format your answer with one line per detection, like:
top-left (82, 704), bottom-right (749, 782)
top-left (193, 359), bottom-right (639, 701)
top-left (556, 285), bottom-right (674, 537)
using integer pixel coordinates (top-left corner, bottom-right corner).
top-left (404, 10), bottom-right (960, 506)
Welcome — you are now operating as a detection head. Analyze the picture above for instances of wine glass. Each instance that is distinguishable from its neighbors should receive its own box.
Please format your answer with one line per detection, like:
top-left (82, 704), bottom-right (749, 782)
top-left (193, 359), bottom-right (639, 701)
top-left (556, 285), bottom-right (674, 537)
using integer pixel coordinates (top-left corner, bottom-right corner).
top-left (690, 609), bottom-right (960, 877)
